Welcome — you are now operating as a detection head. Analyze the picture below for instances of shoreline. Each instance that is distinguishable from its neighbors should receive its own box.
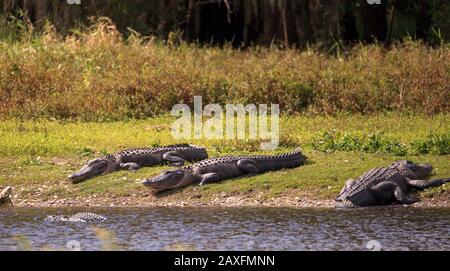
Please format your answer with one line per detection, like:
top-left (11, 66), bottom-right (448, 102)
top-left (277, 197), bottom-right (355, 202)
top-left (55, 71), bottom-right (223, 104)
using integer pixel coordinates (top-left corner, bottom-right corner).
top-left (9, 191), bottom-right (450, 208)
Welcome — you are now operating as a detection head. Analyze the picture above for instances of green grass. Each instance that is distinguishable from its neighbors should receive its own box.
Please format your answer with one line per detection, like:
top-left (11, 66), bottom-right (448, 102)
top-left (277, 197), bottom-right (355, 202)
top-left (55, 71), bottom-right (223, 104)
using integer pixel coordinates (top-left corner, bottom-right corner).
top-left (0, 114), bottom-right (448, 203)
top-left (1, 113), bottom-right (449, 156)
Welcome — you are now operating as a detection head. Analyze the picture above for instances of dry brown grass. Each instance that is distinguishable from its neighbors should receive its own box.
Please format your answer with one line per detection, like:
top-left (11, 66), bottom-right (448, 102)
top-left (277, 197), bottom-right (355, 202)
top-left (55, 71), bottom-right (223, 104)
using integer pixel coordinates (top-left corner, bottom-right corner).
top-left (0, 18), bottom-right (448, 121)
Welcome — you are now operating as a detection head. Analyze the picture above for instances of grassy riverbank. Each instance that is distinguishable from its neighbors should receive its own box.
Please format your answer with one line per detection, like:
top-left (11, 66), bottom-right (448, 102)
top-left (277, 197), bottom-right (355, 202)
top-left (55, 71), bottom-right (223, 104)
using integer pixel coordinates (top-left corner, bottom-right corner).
top-left (0, 19), bottom-right (448, 207)
top-left (1, 114), bottom-right (449, 207)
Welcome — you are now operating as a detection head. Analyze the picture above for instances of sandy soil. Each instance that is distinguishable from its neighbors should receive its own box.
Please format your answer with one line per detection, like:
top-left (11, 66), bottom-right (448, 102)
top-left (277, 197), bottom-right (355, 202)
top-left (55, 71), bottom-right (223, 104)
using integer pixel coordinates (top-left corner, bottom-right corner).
top-left (5, 183), bottom-right (450, 208)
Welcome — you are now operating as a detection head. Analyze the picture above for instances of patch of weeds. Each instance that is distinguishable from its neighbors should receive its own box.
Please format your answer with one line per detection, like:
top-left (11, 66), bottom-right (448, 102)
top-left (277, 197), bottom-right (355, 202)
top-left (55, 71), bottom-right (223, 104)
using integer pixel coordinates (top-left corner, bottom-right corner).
top-left (151, 141), bottom-right (162, 147)
top-left (361, 134), bottom-right (408, 156)
top-left (337, 134), bottom-right (362, 151)
top-left (80, 147), bottom-right (94, 157)
top-left (22, 156), bottom-right (45, 165)
top-left (311, 130), bottom-right (338, 153)
top-left (311, 130), bottom-right (443, 156)
top-left (411, 134), bottom-right (450, 155)
top-left (362, 133), bottom-right (384, 153)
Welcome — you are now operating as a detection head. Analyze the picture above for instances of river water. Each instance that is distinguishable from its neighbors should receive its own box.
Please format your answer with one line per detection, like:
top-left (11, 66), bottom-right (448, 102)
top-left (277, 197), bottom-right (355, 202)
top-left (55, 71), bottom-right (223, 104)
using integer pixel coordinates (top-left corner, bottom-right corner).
top-left (0, 207), bottom-right (449, 251)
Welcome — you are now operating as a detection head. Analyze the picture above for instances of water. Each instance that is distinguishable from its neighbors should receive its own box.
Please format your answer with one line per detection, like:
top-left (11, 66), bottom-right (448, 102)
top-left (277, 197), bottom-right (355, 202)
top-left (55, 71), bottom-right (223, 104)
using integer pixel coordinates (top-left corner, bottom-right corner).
top-left (0, 207), bottom-right (449, 251)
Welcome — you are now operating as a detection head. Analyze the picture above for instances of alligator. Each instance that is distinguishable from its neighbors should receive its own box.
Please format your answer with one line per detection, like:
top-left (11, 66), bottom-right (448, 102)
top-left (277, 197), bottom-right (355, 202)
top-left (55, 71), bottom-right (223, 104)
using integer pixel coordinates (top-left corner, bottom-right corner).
top-left (142, 148), bottom-right (306, 191)
top-left (335, 160), bottom-right (450, 207)
top-left (0, 186), bottom-right (13, 207)
top-left (45, 212), bottom-right (107, 222)
top-left (68, 144), bottom-right (208, 183)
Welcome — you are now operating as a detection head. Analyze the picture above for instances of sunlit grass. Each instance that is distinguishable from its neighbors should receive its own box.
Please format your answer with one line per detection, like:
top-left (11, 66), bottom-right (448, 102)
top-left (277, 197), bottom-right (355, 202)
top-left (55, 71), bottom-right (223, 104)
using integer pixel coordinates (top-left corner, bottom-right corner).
top-left (0, 115), bottom-right (448, 201)
top-left (0, 17), bottom-right (448, 203)
top-left (0, 114), bottom-right (448, 156)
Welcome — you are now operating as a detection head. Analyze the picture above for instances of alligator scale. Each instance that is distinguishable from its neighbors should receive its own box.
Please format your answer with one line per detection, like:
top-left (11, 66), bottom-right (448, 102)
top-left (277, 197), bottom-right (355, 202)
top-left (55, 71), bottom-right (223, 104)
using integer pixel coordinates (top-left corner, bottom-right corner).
top-left (69, 144), bottom-right (208, 183)
top-left (142, 148), bottom-right (306, 191)
top-left (335, 160), bottom-right (450, 207)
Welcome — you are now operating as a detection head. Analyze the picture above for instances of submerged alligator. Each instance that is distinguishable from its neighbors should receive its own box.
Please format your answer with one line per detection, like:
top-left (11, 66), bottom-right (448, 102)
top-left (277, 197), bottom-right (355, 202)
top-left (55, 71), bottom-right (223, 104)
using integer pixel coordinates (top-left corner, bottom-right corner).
top-left (0, 186), bottom-right (13, 207)
top-left (69, 144), bottom-right (208, 183)
top-left (142, 148), bottom-right (306, 191)
top-left (45, 212), bottom-right (107, 222)
top-left (335, 160), bottom-right (450, 207)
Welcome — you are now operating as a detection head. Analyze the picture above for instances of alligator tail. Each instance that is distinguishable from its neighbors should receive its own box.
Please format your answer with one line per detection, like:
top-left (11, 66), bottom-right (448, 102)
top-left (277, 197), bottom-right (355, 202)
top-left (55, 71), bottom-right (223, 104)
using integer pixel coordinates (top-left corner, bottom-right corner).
top-left (254, 148), bottom-right (307, 172)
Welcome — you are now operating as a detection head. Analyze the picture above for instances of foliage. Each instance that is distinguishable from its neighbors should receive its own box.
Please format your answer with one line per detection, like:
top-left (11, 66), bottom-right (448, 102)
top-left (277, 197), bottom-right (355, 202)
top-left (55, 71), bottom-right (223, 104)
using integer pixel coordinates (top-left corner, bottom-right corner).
top-left (0, 18), bottom-right (448, 120)
top-left (312, 130), bottom-right (449, 156)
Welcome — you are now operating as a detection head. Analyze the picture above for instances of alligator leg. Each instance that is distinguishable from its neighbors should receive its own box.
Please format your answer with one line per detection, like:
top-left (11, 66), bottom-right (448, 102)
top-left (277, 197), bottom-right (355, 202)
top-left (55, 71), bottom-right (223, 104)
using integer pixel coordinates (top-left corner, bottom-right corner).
top-left (119, 162), bottom-right (141, 171)
top-left (370, 181), bottom-right (419, 205)
top-left (406, 177), bottom-right (450, 190)
top-left (162, 151), bottom-right (185, 166)
top-left (236, 159), bottom-right (259, 174)
top-left (199, 173), bottom-right (221, 186)
top-left (336, 179), bottom-right (355, 199)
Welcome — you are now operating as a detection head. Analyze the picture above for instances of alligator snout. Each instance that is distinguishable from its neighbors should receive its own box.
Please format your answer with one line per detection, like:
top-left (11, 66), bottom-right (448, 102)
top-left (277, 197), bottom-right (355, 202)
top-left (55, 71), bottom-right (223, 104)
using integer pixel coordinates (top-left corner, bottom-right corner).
top-left (141, 179), bottom-right (153, 186)
top-left (68, 173), bottom-right (87, 184)
top-left (141, 178), bottom-right (168, 191)
top-left (141, 169), bottom-right (188, 191)
top-left (416, 163), bottom-right (433, 178)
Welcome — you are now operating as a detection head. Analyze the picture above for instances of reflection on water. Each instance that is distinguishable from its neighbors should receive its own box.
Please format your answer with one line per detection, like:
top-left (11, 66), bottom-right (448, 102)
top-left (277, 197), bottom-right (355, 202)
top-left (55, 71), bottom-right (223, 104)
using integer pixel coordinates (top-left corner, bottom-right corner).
top-left (0, 207), bottom-right (449, 251)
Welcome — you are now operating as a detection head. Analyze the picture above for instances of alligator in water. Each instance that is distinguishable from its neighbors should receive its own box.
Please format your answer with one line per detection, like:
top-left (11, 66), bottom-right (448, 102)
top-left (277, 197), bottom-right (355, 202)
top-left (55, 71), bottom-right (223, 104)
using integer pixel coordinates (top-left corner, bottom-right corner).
top-left (142, 148), bottom-right (306, 191)
top-left (335, 160), bottom-right (450, 207)
top-left (45, 212), bottom-right (107, 222)
top-left (0, 186), bottom-right (13, 207)
top-left (69, 144), bottom-right (208, 183)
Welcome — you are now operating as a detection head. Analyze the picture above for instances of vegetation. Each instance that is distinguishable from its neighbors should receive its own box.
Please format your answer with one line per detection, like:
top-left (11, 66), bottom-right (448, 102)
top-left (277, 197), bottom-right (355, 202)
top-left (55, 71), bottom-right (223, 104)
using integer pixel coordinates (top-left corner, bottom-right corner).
top-left (0, 7), bottom-right (448, 206)
top-left (0, 115), bottom-right (448, 204)
top-left (0, 18), bottom-right (449, 121)
top-left (312, 131), bottom-right (450, 156)
top-left (1, 0), bottom-right (449, 46)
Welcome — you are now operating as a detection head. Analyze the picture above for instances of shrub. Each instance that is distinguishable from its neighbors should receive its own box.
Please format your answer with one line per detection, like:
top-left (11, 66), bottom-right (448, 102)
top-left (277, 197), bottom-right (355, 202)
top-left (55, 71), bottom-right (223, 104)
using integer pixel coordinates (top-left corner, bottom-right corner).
top-left (311, 131), bottom-right (447, 156)
top-left (0, 18), bottom-right (448, 121)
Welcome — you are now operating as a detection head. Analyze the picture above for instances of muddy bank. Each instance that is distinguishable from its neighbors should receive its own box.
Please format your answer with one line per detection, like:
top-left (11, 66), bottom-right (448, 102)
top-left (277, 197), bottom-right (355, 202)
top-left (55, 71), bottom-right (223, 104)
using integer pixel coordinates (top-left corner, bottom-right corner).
top-left (2, 176), bottom-right (449, 209)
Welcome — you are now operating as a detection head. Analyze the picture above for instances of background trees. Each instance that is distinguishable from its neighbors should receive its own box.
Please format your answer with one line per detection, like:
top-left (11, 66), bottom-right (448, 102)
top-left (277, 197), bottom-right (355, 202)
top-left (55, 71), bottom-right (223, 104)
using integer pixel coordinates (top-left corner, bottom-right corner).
top-left (1, 0), bottom-right (448, 47)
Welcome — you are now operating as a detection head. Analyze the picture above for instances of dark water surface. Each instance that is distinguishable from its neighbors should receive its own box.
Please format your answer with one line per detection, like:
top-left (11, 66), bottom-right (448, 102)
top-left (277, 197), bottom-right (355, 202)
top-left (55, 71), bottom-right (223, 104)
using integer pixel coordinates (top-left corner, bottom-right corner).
top-left (0, 207), bottom-right (449, 251)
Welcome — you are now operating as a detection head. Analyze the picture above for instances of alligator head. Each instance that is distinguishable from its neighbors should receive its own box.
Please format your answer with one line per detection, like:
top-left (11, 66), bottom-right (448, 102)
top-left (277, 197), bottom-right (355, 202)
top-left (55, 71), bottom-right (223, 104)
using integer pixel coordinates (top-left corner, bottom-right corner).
top-left (68, 156), bottom-right (116, 183)
top-left (141, 168), bottom-right (195, 191)
top-left (392, 160), bottom-right (433, 179)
